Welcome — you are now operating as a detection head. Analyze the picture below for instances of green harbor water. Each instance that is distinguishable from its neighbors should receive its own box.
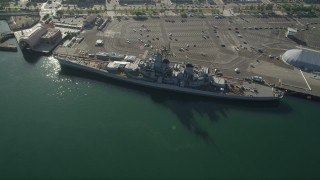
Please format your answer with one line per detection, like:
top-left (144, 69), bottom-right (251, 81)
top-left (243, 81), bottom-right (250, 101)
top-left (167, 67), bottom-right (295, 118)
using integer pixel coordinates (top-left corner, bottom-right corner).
top-left (1, 21), bottom-right (320, 179)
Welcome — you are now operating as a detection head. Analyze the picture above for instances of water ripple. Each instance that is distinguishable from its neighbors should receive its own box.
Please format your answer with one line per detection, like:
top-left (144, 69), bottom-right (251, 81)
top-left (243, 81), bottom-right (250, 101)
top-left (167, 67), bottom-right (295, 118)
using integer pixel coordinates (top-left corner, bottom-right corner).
top-left (42, 56), bottom-right (90, 98)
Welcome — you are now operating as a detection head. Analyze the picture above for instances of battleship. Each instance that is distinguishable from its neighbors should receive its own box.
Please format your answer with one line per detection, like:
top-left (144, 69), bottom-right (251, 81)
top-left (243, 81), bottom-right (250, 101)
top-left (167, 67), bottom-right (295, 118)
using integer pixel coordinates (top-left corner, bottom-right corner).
top-left (54, 49), bottom-right (284, 101)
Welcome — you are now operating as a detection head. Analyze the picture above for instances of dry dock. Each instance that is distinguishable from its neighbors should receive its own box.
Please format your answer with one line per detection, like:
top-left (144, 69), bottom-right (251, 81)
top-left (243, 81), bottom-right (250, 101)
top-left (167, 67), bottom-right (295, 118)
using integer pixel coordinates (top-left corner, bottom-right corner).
top-left (0, 31), bottom-right (17, 52)
top-left (0, 43), bottom-right (17, 52)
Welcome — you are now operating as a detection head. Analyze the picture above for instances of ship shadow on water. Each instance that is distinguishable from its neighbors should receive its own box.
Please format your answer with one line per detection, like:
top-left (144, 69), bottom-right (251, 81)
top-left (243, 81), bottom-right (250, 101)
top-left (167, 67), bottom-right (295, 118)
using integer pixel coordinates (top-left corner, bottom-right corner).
top-left (146, 90), bottom-right (293, 143)
top-left (59, 67), bottom-right (293, 142)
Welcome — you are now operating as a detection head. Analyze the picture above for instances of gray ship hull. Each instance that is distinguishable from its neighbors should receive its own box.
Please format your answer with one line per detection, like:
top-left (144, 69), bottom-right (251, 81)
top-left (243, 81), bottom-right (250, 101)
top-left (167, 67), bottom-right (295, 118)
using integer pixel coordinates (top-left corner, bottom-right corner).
top-left (56, 57), bottom-right (281, 102)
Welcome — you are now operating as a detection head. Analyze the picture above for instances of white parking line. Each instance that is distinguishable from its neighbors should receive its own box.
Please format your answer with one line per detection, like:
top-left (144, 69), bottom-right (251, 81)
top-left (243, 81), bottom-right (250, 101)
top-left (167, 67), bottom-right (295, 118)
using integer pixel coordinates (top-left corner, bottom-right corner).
top-left (295, 19), bottom-right (304, 26)
top-left (300, 69), bottom-right (312, 91)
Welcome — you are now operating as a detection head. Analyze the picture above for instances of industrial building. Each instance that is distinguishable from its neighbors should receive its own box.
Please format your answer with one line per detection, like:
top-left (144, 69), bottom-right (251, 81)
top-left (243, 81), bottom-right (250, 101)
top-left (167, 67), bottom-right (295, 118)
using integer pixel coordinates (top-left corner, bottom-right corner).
top-left (16, 24), bottom-right (62, 49)
top-left (282, 49), bottom-right (320, 72)
top-left (54, 22), bottom-right (83, 30)
top-left (18, 24), bottom-right (48, 49)
top-left (40, 28), bottom-right (62, 44)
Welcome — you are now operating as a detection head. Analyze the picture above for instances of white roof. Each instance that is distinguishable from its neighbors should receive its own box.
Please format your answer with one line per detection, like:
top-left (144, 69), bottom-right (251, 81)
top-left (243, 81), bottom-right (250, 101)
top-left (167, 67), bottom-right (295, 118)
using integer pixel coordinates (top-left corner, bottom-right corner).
top-left (17, 24), bottom-right (48, 48)
top-left (287, 27), bottom-right (297, 33)
top-left (282, 49), bottom-right (320, 71)
top-left (124, 55), bottom-right (136, 62)
top-left (107, 61), bottom-right (130, 68)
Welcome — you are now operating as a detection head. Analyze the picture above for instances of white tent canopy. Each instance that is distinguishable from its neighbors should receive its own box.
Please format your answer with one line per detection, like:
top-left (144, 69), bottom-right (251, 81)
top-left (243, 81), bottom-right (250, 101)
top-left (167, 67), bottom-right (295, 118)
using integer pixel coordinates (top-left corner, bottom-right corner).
top-left (282, 49), bottom-right (320, 72)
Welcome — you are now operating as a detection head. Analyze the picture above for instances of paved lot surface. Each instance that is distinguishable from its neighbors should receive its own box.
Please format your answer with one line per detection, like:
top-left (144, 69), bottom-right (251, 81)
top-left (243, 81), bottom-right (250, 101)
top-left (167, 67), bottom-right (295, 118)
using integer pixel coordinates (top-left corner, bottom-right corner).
top-left (55, 16), bottom-right (320, 97)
